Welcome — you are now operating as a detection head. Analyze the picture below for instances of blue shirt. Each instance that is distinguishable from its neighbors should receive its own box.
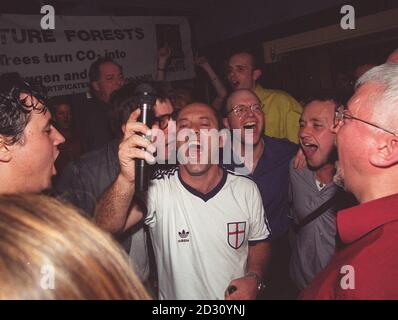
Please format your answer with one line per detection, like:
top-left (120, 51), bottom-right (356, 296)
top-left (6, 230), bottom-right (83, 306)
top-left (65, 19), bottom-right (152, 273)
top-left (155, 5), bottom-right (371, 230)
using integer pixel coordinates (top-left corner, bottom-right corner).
top-left (223, 135), bottom-right (298, 241)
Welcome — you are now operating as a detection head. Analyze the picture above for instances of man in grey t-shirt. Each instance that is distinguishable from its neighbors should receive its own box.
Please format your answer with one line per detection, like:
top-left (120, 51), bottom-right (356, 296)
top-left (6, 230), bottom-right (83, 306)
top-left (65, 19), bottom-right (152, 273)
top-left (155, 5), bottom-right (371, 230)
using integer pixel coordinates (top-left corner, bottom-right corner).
top-left (289, 94), bottom-right (340, 290)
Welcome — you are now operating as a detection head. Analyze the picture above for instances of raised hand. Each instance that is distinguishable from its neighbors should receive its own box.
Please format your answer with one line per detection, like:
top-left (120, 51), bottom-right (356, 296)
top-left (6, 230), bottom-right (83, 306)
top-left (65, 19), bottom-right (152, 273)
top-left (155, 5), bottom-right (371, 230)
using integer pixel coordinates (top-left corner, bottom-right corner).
top-left (194, 55), bottom-right (211, 70)
top-left (118, 109), bottom-right (156, 184)
top-left (293, 148), bottom-right (307, 170)
top-left (158, 44), bottom-right (172, 68)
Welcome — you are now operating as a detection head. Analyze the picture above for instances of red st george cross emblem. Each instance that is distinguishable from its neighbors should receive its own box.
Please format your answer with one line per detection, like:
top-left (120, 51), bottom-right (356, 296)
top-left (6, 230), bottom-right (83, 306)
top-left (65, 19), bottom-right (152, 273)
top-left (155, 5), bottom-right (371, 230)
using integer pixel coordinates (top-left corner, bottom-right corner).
top-left (227, 222), bottom-right (246, 249)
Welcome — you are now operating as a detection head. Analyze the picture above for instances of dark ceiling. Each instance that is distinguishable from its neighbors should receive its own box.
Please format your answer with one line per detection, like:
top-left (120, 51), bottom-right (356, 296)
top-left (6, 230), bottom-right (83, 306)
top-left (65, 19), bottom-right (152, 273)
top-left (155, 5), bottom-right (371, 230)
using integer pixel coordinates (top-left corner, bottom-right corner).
top-left (1, 0), bottom-right (396, 47)
top-left (2, 0), bottom-right (207, 15)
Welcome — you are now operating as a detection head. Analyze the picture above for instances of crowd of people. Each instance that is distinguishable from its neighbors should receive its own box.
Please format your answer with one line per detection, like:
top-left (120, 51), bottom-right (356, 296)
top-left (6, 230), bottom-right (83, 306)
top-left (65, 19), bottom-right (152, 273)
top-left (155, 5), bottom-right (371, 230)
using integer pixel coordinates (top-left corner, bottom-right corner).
top-left (0, 45), bottom-right (398, 300)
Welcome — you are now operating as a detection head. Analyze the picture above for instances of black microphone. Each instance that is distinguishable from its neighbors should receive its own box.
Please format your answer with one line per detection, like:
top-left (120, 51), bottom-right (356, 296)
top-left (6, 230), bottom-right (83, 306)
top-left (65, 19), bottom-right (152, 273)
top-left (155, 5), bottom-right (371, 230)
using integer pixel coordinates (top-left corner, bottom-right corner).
top-left (133, 83), bottom-right (157, 192)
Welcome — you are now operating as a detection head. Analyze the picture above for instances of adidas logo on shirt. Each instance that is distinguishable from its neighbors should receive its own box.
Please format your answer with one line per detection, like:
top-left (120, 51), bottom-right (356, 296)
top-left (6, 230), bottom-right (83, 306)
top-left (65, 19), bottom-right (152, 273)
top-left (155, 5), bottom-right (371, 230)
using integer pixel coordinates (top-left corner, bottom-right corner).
top-left (178, 229), bottom-right (190, 242)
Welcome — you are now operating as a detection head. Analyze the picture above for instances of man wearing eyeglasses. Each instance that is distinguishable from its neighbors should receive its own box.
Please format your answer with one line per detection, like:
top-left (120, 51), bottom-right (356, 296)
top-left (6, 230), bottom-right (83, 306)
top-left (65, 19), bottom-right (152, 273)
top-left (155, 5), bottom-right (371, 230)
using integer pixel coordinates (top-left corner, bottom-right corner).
top-left (223, 89), bottom-right (298, 299)
top-left (301, 63), bottom-right (398, 299)
top-left (56, 82), bottom-right (176, 291)
top-left (226, 50), bottom-right (302, 144)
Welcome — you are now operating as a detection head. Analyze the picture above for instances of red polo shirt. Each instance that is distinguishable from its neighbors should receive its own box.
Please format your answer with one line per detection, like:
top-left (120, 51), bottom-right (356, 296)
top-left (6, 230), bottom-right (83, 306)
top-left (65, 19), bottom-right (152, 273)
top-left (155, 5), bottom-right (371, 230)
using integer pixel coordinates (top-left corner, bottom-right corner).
top-left (300, 193), bottom-right (398, 299)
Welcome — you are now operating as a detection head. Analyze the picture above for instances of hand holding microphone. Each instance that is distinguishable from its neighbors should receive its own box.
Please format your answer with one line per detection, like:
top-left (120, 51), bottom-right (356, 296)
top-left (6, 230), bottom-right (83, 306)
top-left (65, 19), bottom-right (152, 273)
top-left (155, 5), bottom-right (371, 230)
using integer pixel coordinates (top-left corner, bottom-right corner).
top-left (118, 83), bottom-right (157, 192)
top-left (133, 83), bottom-right (157, 192)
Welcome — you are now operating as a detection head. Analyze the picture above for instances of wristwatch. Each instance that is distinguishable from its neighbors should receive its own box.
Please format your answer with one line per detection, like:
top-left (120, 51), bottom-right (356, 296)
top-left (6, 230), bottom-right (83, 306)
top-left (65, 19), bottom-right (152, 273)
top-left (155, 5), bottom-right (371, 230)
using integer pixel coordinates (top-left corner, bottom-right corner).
top-left (245, 271), bottom-right (266, 291)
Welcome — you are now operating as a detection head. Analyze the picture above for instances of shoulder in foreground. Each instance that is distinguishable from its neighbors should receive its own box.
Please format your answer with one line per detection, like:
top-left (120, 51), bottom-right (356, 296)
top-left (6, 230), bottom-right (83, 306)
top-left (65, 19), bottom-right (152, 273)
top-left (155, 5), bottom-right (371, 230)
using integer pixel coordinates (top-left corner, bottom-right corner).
top-left (151, 165), bottom-right (179, 180)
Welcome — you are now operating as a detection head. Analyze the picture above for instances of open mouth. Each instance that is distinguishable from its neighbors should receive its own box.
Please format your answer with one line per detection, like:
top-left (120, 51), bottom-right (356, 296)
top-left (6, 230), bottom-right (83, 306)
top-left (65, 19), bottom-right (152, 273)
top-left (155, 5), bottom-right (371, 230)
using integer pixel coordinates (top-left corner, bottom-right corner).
top-left (231, 81), bottom-right (240, 89)
top-left (243, 122), bottom-right (257, 130)
top-left (187, 140), bottom-right (204, 159)
top-left (301, 142), bottom-right (318, 158)
top-left (52, 150), bottom-right (60, 175)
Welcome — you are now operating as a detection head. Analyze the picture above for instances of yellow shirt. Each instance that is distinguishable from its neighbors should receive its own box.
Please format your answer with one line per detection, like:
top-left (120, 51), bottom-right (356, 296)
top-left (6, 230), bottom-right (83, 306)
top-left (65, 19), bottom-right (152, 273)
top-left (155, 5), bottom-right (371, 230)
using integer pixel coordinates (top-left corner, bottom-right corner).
top-left (255, 85), bottom-right (302, 144)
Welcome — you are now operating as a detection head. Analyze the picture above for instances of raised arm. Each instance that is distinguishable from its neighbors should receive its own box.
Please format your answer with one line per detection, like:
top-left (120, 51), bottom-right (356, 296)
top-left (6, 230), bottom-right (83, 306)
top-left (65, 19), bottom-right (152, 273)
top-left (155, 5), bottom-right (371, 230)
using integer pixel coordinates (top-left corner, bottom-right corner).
top-left (194, 56), bottom-right (227, 110)
top-left (94, 109), bottom-right (156, 234)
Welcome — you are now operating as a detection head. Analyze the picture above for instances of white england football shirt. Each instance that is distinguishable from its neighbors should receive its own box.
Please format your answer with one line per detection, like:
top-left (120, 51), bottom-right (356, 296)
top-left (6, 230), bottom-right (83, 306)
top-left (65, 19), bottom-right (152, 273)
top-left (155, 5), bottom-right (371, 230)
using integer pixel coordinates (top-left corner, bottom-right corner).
top-left (145, 167), bottom-right (270, 300)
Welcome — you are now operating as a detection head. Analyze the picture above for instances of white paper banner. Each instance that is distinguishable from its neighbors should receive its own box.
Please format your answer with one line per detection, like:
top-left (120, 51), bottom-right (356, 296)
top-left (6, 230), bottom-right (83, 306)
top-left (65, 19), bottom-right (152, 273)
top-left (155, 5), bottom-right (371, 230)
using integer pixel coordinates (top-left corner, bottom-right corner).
top-left (0, 14), bottom-right (195, 96)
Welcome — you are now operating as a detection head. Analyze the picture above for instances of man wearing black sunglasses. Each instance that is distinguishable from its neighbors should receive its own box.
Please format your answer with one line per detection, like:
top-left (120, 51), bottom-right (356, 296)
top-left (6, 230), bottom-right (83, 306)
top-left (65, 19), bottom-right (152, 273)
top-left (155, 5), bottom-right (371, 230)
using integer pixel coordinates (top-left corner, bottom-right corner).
top-left (301, 62), bottom-right (398, 299)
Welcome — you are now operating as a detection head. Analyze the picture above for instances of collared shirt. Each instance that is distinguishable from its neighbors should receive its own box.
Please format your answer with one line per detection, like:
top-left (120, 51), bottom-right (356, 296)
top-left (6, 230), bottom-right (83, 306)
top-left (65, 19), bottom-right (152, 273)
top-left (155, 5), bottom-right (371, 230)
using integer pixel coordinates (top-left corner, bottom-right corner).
top-left (300, 193), bottom-right (398, 299)
top-left (224, 135), bottom-right (298, 241)
top-left (255, 85), bottom-right (302, 144)
top-left (289, 161), bottom-right (338, 290)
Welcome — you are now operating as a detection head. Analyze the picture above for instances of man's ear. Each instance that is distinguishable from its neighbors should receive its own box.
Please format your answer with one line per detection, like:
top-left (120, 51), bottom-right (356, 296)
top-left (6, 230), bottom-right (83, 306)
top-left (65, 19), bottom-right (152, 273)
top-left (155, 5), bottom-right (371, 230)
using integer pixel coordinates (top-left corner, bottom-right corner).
top-left (121, 124), bottom-right (126, 135)
top-left (222, 117), bottom-right (230, 129)
top-left (253, 69), bottom-right (262, 82)
top-left (369, 135), bottom-right (398, 167)
top-left (0, 137), bottom-right (12, 163)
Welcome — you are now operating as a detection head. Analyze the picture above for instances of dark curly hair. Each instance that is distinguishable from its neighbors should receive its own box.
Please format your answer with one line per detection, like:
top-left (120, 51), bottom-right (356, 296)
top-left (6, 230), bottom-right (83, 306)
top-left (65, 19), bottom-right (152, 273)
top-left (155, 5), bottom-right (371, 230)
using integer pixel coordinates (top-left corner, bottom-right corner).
top-left (0, 72), bottom-right (47, 146)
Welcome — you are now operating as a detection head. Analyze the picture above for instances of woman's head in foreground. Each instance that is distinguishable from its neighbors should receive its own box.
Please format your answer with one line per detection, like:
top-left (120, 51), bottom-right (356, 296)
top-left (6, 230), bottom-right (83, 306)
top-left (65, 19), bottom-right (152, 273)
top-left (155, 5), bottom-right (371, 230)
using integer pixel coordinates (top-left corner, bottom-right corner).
top-left (0, 194), bottom-right (151, 300)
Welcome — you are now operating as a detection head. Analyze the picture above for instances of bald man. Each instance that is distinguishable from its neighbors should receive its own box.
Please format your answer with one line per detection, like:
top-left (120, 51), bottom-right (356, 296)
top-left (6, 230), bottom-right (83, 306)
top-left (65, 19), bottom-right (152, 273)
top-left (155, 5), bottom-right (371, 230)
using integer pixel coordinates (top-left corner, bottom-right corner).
top-left (301, 63), bottom-right (398, 299)
top-left (95, 102), bottom-right (271, 300)
top-left (223, 89), bottom-right (298, 299)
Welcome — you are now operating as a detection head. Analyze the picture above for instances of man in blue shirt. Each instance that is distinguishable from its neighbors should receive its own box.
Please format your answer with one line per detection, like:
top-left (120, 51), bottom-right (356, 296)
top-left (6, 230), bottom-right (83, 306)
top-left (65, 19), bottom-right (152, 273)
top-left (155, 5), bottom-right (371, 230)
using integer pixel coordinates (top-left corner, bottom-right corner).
top-left (223, 89), bottom-right (298, 299)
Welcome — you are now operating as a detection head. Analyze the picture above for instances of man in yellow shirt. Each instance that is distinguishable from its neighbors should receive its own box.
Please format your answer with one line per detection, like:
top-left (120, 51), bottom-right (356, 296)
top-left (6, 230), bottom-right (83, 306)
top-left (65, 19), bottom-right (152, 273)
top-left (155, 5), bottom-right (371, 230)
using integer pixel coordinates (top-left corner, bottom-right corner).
top-left (227, 51), bottom-right (302, 144)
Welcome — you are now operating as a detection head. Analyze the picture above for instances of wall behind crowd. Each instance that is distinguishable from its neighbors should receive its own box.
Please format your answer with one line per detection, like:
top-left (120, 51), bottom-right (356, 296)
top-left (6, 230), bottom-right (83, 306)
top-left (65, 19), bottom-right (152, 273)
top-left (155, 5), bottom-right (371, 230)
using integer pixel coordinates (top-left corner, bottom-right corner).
top-left (2, 0), bottom-right (398, 106)
top-left (196, 0), bottom-right (398, 103)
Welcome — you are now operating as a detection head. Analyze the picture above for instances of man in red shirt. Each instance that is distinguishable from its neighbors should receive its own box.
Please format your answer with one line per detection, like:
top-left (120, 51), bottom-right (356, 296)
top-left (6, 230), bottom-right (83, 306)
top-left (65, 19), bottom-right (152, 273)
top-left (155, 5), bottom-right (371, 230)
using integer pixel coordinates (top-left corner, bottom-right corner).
top-left (301, 62), bottom-right (398, 299)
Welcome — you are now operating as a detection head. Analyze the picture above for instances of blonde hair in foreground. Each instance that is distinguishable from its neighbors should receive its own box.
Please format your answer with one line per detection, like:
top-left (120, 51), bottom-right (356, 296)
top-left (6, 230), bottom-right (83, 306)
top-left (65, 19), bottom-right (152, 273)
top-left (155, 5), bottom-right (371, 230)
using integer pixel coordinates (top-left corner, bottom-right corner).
top-left (0, 194), bottom-right (151, 300)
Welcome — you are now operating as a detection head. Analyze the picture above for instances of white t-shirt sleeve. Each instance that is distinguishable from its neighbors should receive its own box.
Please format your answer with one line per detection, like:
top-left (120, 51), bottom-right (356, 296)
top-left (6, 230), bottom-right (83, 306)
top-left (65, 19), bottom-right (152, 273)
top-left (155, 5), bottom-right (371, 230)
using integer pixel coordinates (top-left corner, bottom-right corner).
top-left (248, 182), bottom-right (270, 241)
